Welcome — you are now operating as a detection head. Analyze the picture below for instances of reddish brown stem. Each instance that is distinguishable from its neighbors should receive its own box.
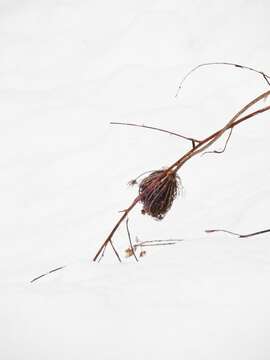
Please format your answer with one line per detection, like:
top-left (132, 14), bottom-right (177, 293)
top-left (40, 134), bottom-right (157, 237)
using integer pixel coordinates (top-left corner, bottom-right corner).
top-left (93, 197), bottom-right (140, 262)
top-left (110, 122), bottom-right (200, 144)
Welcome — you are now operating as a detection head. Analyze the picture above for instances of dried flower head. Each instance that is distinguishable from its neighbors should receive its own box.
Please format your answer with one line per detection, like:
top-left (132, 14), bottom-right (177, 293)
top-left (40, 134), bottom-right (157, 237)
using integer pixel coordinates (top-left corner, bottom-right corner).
top-left (139, 170), bottom-right (181, 220)
top-left (125, 248), bottom-right (134, 257)
top-left (139, 250), bottom-right (146, 257)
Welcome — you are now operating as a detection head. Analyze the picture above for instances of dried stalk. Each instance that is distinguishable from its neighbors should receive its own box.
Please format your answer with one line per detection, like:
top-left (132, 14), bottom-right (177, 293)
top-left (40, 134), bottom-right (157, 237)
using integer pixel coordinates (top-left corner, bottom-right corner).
top-left (93, 90), bottom-right (270, 262)
top-left (93, 197), bottom-right (140, 261)
top-left (206, 228), bottom-right (270, 238)
top-left (134, 238), bottom-right (184, 248)
top-left (125, 237), bottom-right (184, 258)
top-left (31, 265), bottom-right (66, 283)
top-left (137, 242), bottom-right (180, 247)
top-left (108, 240), bottom-right (122, 262)
top-left (126, 218), bottom-right (139, 262)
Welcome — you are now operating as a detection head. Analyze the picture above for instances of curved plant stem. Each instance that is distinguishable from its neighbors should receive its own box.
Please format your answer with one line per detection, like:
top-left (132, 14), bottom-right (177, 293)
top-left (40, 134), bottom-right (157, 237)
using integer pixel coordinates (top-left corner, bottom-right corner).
top-left (203, 128), bottom-right (233, 155)
top-left (175, 62), bottom-right (270, 97)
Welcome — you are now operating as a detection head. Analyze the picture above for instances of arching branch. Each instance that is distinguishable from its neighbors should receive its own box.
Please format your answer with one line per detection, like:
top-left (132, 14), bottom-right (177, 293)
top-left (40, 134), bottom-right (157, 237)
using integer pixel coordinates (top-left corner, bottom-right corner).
top-left (176, 62), bottom-right (270, 97)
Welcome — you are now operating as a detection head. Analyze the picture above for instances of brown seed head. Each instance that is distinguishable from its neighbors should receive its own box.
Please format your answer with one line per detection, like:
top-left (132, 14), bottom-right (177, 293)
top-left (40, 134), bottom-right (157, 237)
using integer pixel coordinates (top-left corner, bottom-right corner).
top-left (139, 170), bottom-right (181, 220)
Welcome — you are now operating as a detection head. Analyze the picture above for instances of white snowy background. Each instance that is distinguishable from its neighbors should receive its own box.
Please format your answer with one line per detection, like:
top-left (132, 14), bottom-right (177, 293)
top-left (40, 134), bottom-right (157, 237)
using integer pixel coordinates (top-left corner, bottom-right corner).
top-left (1, 0), bottom-right (270, 359)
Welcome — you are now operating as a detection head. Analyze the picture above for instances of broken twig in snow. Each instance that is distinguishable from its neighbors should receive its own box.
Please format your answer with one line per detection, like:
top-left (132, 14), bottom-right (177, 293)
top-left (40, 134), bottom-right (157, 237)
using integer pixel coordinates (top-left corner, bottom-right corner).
top-left (30, 265), bottom-right (66, 283)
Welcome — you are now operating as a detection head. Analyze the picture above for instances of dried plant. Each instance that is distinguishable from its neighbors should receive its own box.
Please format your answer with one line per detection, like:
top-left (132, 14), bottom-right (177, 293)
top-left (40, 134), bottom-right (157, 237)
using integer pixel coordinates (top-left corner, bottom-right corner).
top-left (93, 89), bottom-right (270, 263)
top-left (124, 234), bottom-right (184, 260)
top-left (31, 62), bottom-right (270, 282)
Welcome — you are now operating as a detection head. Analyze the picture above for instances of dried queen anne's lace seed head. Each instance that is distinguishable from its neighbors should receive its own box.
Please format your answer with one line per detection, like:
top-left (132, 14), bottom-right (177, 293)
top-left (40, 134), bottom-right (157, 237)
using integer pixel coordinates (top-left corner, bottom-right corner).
top-left (139, 170), bottom-right (181, 220)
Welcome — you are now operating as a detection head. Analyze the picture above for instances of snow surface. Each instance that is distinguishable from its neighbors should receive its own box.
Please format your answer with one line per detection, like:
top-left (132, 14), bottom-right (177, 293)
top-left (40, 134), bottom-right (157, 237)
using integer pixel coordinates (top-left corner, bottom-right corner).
top-left (1, 0), bottom-right (270, 359)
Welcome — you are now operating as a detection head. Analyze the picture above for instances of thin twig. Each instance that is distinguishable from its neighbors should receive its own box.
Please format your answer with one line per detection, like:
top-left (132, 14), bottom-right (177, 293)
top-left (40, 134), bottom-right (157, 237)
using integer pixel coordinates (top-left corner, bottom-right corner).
top-left (128, 169), bottom-right (156, 186)
top-left (109, 240), bottom-right (122, 262)
top-left (97, 239), bottom-right (121, 262)
top-left (98, 245), bottom-right (107, 263)
top-left (263, 74), bottom-right (270, 86)
top-left (136, 238), bottom-right (184, 245)
top-left (110, 122), bottom-right (200, 146)
top-left (93, 196), bottom-right (140, 262)
top-left (206, 228), bottom-right (270, 238)
top-left (30, 265), bottom-right (66, 283)
top-left (134, 238), bottom-right (184, 249)
top-left (176, 62), bottom-right (270, 97)
top-left (203, 128), bottom-right (233, 155)
top-left (138, 242), bottom-right (178, 247)
top-left (126, 218), bottom-right (139, 262)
